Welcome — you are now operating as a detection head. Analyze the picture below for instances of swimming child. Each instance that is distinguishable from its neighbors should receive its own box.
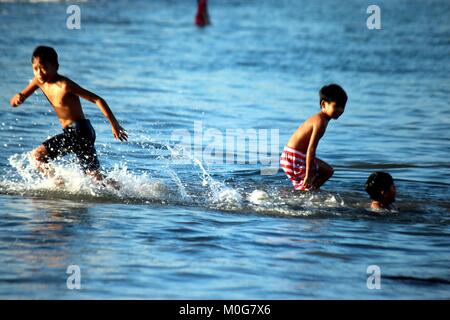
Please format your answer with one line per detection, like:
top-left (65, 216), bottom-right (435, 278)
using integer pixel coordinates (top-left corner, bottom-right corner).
top-left (280, 84), bottom-right (347, 191)
top-left (365, 171), bottom-right (397, 211)
top-left (9, 46), bottom-right (128, 187)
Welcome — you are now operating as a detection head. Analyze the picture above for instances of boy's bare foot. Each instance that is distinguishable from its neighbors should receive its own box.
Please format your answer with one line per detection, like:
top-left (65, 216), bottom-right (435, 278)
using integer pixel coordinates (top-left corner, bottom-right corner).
top-left (52, 175), bottom-right (65, 187)
top-left (102, 178), bottom-right (121, 191)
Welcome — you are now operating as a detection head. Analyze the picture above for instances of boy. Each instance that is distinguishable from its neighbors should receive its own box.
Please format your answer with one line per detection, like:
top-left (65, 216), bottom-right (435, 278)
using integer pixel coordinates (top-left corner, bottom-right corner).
top-left (280, 84), bottom-right (347, 191)
top-left (9, 46), bottom-right (128, 187)
top-left (365, 172), bottom-right (397, 210)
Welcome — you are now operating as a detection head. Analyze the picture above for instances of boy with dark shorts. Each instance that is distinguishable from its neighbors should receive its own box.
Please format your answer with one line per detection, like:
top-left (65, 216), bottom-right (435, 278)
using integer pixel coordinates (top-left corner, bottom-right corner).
top-left (10, 46), bottom-right (128, 187)
top-left (43, 118), bottom-right (100, 173)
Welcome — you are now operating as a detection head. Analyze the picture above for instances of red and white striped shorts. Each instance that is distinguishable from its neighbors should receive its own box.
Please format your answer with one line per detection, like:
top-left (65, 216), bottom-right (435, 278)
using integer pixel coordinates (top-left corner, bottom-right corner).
top-left (280, 145), bottom-right (318, 191)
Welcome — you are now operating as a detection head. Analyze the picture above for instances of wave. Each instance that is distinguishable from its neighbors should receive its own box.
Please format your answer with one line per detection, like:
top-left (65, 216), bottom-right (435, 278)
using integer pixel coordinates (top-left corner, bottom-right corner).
top-left (3, 136), bottom-right (446, 220)
top-left (384, 275), bottom-right (450, 286)
top-left (0, 143), bottom-right (354, 218)
top-left (340, 161), bottom-right (450, 170)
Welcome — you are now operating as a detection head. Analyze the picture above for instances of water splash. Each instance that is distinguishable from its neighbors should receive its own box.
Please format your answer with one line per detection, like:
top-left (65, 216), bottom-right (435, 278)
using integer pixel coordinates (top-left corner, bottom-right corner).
top-left (3, 152), bottom-right (173, 203)
top-left (166, 144), bottom-right (243, 209)
top-left (1, 138), bottom-right (354, 218)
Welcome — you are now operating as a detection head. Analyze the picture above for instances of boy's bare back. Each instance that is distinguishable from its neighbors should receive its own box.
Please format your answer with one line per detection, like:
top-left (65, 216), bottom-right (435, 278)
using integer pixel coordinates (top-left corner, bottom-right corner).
top-left (280, 84), bottom-right (347, 191)
top-left (286, 112), bottom-right (329, 154)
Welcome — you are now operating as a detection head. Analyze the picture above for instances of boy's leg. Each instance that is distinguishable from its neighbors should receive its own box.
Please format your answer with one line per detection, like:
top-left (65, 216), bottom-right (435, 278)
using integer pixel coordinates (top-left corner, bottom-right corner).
top-left (79, 149), bottom-right (121, 190)
top-left (73, 120), bottom-right (121, 190)
top-left (86, 169), bottom-right (121, 190)
top-left (31, 145), bottom-right (56, 178)
top-left (33, 131), bottom-right (71, 184)
top-left (32, 145), bottom-right (67, 186)
top-left (86, 169), bottom-right (104, 181)
top-left (312, 157), bottom-right (334, 189)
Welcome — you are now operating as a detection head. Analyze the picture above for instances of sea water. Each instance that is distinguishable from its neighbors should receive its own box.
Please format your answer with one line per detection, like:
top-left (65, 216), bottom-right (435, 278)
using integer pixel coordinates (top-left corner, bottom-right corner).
top-left (0, 0), bottom-right (449, 299)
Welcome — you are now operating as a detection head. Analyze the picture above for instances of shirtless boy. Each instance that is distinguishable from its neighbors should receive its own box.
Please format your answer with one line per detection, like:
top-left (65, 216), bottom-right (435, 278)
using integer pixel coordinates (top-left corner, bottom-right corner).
top-left (10, 46), bottom-right (128, 186)
top-left (280, 84), bottom-right (347, 191)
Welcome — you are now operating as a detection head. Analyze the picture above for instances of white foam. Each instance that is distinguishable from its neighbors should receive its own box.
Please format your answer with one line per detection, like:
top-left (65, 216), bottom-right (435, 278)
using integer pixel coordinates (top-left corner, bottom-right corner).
top-left (166, 143), bottom-right (243, 209)
top-left (105, 164), bottom-right (172, 201)
top-left (217, 189), bottom-right (243, 207)
top-left (247, 190), bottom-right (270, 205)
top-left (4, 152), bottom-right (174, 202)
top-left (2, 145), bottom-right (350, 218)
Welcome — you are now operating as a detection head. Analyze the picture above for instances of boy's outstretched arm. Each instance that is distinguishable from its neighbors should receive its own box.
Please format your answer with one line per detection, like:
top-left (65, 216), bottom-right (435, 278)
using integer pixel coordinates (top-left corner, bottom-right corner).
top-left (301, 122), bottom-right (325, 189)
top-left (66, 79), bottom-right (128, 142)
top-left (10, 78), bottom-right (39, 107)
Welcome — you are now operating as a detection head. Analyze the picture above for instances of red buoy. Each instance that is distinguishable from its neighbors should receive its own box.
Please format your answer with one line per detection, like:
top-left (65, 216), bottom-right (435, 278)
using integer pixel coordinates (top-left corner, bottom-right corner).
top-left (195, 0), bottom-right (210, 27)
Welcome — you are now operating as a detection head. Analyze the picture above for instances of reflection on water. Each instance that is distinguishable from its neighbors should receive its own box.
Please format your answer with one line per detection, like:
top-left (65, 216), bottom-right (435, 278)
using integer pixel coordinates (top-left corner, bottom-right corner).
top-left (0, 197), bottom-right (94, 298)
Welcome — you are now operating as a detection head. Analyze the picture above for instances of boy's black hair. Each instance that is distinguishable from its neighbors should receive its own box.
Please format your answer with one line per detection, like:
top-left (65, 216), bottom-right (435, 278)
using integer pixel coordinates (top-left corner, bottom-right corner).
top-left (319, 84), bottom-right (348, 107)
top-left (365, 172), bottom-right (394, 201)
top-left (31, 46), bottom-right (59, 69)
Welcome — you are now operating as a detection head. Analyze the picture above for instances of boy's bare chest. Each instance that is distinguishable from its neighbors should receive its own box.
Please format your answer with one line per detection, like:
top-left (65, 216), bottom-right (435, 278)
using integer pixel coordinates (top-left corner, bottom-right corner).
top-left (40, 85), bottom-right (73, 108)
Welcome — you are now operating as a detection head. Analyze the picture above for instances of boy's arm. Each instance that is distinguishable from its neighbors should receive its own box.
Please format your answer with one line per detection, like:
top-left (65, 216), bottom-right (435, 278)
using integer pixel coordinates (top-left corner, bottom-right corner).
top-left (302, 120), bottom-right (326, 189)
top-left (65, 79), bottom-right (128, 141)
top-left (10, 78), bottom-right (39, 107)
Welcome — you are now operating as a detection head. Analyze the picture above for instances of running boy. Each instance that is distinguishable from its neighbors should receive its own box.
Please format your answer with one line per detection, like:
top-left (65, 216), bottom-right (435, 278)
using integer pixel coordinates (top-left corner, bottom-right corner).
top-left (365, 172), bottom-right (397, 210)
top-left (9, 46), bottom-right (128, 186)
top-left (280, 84), bottom-right (347, 190)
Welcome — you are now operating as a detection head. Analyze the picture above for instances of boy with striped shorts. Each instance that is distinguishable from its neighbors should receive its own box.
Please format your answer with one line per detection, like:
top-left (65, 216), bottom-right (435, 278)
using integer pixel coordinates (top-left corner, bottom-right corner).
top-left (280, 84), bottom-right (347, 191)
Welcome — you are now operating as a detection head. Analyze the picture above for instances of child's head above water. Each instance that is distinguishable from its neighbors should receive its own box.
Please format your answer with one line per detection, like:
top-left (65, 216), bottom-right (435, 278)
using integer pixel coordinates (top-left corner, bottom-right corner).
top-left (365, 171), bottom-right (396, 209)
top-left (319, 84), bottom-right (347, 120)
top-left (31, 46), bottom-right (59, 83)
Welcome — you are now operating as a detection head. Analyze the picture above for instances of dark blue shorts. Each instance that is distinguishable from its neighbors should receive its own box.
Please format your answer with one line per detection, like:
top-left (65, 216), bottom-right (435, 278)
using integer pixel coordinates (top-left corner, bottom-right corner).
top-left (42, 119), bottom-right (100, 172)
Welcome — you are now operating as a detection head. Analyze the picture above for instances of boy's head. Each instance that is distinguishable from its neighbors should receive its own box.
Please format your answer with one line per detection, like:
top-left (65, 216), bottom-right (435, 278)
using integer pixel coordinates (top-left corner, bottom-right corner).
top-left (365, 172), bottom-right (396, 205)
top-left (31, 46), bottom-right (59, 83)
top-left (319, 84), bottom-right (347, 120)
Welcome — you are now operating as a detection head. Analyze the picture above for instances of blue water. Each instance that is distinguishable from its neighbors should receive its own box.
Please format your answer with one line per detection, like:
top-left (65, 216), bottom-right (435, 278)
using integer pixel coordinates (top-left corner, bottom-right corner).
top-left (0, 0), bottom-right (449, 299)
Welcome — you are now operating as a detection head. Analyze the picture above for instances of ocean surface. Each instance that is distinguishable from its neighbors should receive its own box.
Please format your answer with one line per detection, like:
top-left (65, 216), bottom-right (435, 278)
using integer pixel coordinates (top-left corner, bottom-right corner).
top-left (0, 0), bottom-right (449, 299)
